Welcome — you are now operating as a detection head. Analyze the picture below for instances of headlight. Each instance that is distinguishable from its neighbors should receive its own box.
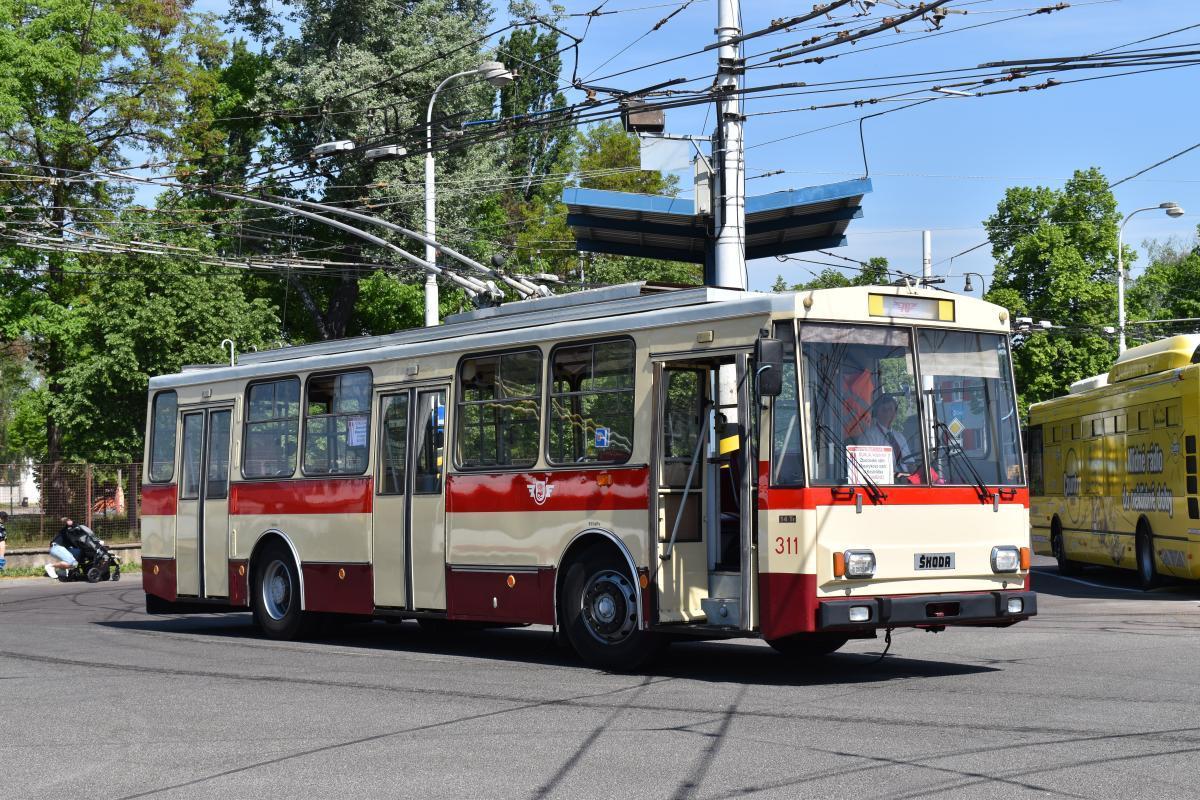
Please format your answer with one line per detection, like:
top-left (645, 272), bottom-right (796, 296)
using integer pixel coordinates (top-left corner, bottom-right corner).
top-left (991, 546), bottom-right (1020, 573)
top-left (844, 550), bottom-right (876, 578)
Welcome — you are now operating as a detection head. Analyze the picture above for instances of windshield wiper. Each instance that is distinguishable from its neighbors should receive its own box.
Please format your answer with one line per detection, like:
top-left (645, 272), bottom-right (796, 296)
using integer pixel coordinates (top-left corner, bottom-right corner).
top-left (933, 421), bottom-right (990, 502)
top-left (817, 421), bottom-right (887, 503)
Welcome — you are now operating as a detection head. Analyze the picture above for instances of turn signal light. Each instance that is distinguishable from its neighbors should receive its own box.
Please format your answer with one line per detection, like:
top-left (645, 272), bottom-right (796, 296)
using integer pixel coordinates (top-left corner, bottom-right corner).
top-left (833, 552), bottom-right (846, 578)
top-left (1020, 547), bottom-right (1031, 570)
top-left (596, 473), bottom-right (613, 487)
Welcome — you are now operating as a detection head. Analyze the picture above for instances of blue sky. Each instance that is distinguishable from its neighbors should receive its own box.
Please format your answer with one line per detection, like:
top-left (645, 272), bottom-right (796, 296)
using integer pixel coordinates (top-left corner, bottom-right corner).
top-left (545, 0), bottom-right (1199, 294)
top-left (196, 0), bottom-right (1199, 295)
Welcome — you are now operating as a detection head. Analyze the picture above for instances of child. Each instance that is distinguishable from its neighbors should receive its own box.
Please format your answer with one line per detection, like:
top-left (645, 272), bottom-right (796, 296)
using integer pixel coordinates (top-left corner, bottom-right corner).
top-left (0, 510), bottom-right (7, 570)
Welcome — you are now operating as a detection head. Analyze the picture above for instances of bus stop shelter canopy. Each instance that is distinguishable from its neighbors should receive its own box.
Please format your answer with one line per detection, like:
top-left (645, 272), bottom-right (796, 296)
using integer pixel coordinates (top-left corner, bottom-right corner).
top-left (562, 177), bottom-right (872, 269)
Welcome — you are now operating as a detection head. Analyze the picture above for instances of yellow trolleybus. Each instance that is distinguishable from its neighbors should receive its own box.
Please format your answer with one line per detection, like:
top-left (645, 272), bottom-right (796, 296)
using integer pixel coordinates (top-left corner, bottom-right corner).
top-left (1029, 335), bottom-right (1200, 587)
top-left (141, 283), bottom-right (1034, 669)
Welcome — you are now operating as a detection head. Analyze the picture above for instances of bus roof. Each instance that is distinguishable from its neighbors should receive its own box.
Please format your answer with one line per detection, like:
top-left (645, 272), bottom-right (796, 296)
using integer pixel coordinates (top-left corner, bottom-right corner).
top-left (149, 283), bottom-right (1010, 391)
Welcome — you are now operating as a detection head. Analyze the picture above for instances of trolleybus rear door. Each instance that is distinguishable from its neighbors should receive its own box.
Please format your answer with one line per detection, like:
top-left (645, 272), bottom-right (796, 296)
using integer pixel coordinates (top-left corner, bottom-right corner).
top-left (175, 406), bottom-right (232, 598)
top-left (374, 391), bottom-right (410, 608)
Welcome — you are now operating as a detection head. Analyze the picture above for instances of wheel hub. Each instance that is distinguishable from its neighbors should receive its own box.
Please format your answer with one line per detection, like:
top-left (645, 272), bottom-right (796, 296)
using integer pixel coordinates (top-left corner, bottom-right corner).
top-left (262, 560), bottom-right (292, 621)
top-left (580, 569), bottom-right (637, 645)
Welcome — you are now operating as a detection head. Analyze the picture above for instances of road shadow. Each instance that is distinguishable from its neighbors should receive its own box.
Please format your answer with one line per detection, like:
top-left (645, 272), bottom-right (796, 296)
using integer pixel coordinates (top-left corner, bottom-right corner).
top-left (1032, 565), bottom-right (1200, 602)
top-left (97, 614), bottom-right (997, 686)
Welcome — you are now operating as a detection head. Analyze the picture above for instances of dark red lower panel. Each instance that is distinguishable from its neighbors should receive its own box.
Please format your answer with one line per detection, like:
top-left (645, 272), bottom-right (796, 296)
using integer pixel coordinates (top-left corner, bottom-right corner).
top-left (228, 560), bottom-right (249, 608)
top-left (446, 567), bottom-right (556, 625)
top-left (759, 572), bottom-right (818, 639)
top-left (142, 558), bottom-right (177, 602)
top-left (301, 563), bottom-right (374, 615)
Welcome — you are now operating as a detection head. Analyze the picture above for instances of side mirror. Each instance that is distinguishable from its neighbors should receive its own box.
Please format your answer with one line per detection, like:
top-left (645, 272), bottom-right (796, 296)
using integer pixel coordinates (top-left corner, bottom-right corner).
top-left (754, 337), bottom-right (784, 397)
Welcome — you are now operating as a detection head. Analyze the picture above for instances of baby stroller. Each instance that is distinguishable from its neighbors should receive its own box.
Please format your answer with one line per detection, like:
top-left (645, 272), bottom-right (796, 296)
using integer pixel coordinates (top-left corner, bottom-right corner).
top-left (61, 528), bottom-right (121, 583)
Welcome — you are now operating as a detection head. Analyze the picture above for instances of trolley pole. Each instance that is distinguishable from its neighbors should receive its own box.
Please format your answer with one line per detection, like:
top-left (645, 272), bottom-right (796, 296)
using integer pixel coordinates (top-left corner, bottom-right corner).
top-left (712, 0), bottom-right (746, 290)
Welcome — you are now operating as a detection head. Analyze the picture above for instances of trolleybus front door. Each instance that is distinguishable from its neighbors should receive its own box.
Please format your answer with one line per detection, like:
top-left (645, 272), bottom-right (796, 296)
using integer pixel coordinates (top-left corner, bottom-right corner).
top-left (175, 406), bottom-right (232, 598)
top-left (373, 387), bottom-right (448, 610)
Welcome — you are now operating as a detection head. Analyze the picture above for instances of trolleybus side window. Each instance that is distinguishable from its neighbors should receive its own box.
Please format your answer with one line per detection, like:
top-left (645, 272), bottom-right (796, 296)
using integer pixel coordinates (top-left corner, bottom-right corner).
top-left (303, 370), bottom-right (372, 476)
top-left (378, 393), bottom-right (409, 495)
top-left (243, 377), bottom-right (301, 479)
top-left (206, 410), bottom-right (232, 500)
top-left (457, 349), bottom-right (542, 469)
top-left (662, 368), bottom-right (706, 488)
top-left (800, 323), bottom-right (923, 486)
top-left (148, 390), bottom-right (178, 483)
top-left (180, 412), bottom-right (204, 499)
top-left (771, 323), bottom-right (804, 486)
top-left (414, 390), bottom-right (446, 493)
top-left (548, 338), bottom-right (634, 465)
top-left (916, 329), bottom-right (1023, 486)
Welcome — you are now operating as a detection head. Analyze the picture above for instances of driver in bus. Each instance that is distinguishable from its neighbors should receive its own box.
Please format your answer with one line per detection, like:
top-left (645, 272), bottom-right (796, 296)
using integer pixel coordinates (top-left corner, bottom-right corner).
top-left (858, 394), bottom-right (914, 480)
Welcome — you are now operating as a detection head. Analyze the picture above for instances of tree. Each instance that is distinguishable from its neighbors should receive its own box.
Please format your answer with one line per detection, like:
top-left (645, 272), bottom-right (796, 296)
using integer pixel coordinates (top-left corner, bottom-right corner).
top-left (984, 167), bottom-right (1121, 413)
top-left (0, 0), bottom-right (232, 510)
top-left (1127, 229), bottom-right (1200, 339)
top-left (223, 0), bottom-right (506, 340)
top-left (773, 257), bottom-right (890, 291)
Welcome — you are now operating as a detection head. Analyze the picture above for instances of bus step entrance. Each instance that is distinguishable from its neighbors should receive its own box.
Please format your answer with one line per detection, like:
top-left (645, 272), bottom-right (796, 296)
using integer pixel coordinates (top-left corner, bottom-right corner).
top-left (702, 571), bottom-right (742, 627)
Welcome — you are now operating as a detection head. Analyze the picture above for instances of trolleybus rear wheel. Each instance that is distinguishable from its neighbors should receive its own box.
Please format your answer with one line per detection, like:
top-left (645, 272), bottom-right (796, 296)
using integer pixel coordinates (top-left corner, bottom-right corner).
top-left (251, 542), bottom-right (315, 640)
top-left (561, 546), bottom-right (660, 671)
top-left (766, 633), bottom-right (848, 659)
top-left (1051, 519), bottom-right (1080, 576)
top-left (1136, 522), bottom-right (1161, 590)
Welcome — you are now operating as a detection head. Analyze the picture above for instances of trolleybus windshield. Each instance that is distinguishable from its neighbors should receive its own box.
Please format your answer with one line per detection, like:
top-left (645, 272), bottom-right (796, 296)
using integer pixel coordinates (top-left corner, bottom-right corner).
top-left (799, 324), bottom-right (1023, 487)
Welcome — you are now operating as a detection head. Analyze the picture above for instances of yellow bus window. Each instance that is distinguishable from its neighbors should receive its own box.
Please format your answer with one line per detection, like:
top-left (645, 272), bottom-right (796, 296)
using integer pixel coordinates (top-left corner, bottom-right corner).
top-left (1051, 426), bottom-right (1061, 443)
top-left (1114, 414), bottom-right (1126, 433)
top-left (1139, 410), bottom-right (1151, 430)
top-left (1091, 419), bottom-right (1103, 437)
top-left (1071, 422), bottom-right (1080, 440)
top-left (1167, 404), bottom-right (1181, 427)
top-left (1154, 407), bottom-right (1167, 427)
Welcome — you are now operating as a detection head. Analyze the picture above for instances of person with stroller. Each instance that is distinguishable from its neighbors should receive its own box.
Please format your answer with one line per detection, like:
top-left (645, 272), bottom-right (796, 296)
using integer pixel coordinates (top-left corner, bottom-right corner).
top-left (0, 510), bottom-right (7, 571)
top-left (45, 517), bottom-right (91, 579)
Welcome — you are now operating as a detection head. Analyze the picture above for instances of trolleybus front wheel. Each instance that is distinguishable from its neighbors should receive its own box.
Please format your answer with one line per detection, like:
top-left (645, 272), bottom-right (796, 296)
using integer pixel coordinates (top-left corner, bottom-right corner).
top-left (251, 543), bottom-right (316, 640)
top-left (1136, 522), bottom-right (1161, 590)
top-left (766, 633), bottom-right (848, 659)
top-left (561, 547), bottom-right (660, 671)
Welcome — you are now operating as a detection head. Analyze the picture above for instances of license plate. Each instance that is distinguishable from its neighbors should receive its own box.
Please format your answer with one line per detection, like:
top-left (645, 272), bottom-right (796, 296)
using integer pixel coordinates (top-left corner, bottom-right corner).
top-left (914, 552), bottom-right (955, 570)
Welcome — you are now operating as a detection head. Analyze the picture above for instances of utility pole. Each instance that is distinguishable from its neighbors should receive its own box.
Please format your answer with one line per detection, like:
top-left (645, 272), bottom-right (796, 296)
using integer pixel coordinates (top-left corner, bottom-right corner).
top-left (712, 0), bottom-right (746, 290)
top-left (922, 230), bottom-right (932, 279)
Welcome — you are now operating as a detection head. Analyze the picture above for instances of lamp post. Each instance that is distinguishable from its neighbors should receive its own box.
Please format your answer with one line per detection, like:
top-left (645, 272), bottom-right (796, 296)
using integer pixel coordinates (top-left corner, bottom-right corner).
top-left (425, 60), bottom-right (513, 326)
top-left (962, 271), bottom-right (987, 297)
top-left (1117, 202), bottom-right (1185, 352)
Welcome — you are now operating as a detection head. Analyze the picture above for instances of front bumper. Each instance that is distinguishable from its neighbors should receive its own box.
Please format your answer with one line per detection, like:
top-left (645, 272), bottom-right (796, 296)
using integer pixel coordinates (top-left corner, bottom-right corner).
top-left (817, 590), bottom-right (1036, 630)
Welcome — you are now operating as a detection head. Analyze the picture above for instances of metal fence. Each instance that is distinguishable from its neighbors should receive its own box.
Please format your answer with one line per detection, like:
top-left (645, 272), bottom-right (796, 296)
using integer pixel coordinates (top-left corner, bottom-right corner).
top-left (0, 463), bottom-right (142, 548)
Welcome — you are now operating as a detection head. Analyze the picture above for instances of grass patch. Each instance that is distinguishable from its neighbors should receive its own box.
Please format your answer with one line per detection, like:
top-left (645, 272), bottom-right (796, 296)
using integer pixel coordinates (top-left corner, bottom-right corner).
top-left (0, 562), bottom-right (142, 580)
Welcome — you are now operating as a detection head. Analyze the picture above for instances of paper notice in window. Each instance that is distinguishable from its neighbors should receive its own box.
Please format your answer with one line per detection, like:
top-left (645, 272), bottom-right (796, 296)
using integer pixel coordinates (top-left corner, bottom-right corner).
top-left (846, 445), bottom-right (894, 485)
top-left (348, 416), bottom-right (368, 447)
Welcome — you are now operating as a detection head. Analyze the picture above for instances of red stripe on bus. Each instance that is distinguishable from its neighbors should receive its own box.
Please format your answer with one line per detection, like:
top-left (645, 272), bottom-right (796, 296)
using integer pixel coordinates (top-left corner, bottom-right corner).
top-left (757, 463), bottom-right (1029, 509)
top-left (142, 558), bottom-right (177, 602)
top-left (302, 563), bottom-right (374, 615)
top-left (759, 572), bottom-right (818, 638)
top-left (141, 485), bottom-right (177, 516)
top-left (229, 478), bottom-right (373, 516)
top-left (447, 467), bottom-right (650, 514)
top-left (446, 566), bottom-right (556, 625)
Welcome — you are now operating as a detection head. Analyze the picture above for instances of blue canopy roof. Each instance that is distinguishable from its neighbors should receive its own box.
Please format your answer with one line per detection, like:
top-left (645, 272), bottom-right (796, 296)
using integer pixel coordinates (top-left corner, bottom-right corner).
top-left (562, 177), bottom-right (872, 266)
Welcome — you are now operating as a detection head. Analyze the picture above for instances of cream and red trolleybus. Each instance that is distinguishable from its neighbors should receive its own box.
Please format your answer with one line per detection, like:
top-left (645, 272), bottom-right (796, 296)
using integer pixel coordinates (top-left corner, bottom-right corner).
top-left (1028, 335), bottom-right (1200, 588)
top-left (140, 283), bottom-right (1035, 669)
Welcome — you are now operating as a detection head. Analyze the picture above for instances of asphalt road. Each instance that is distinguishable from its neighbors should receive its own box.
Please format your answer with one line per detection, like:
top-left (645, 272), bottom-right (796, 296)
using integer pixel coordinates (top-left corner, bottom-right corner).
top-left (3, 557), bottom-right (1200, 800)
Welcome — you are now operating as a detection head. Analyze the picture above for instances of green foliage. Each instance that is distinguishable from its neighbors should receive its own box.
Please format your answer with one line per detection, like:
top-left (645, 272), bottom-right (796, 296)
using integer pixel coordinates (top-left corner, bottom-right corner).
top-left (1126, 229), bottom-right (1200, 332)
top-left (984, 167), bottom-right (1121, 414)
top-left (773, 257), bottom-right (891, 291)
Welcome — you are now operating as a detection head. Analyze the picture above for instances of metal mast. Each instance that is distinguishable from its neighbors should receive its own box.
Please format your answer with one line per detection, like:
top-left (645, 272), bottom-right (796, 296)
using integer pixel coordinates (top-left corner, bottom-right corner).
top-left (712, 0), bottom-right (746, 290)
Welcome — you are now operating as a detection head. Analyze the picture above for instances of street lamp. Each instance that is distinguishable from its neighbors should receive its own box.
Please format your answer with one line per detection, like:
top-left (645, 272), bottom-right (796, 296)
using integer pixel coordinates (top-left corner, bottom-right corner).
top-left (962, 271), bottom-right (987, 297)
top-left (424, 60), bottom-right (514, 326)
top-left (1117, 201), bottom-right (1186, 352)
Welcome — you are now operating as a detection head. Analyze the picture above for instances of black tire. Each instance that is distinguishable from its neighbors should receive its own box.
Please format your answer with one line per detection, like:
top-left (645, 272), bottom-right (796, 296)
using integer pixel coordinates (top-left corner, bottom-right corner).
top-left (251, 542), bottom-right (315, 640)
top-left (1051, 520), bottom-right (1080, 576)
top-left (560, 546), bottom-right (660, 671)
top-left (1136, 524), bottom-right (1161, 590)
top-left (111, 565), bottom-right (121, 582)
top-left (766, 633), bottom-right (849, 659)
top-left (85, 566), bottom-right (103, 583)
